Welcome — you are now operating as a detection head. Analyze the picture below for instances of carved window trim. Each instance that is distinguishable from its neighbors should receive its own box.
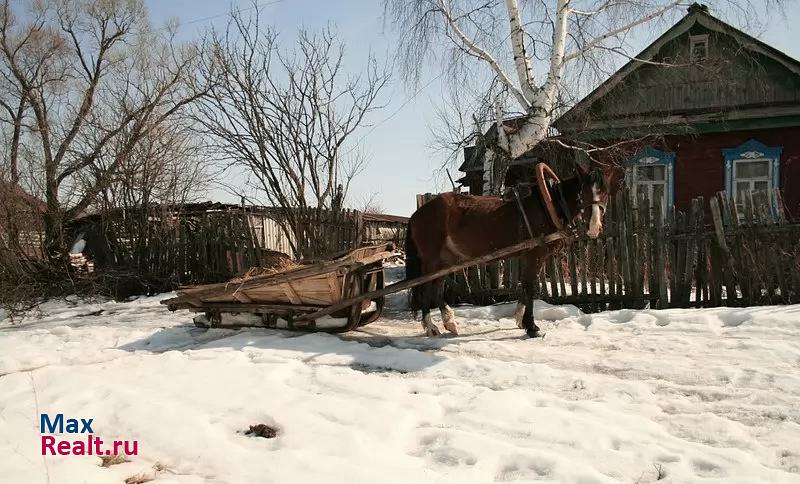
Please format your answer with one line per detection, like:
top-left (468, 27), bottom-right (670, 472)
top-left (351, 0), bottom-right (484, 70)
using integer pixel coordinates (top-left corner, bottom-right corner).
top-left (722, 139), bottom-right (782, 214)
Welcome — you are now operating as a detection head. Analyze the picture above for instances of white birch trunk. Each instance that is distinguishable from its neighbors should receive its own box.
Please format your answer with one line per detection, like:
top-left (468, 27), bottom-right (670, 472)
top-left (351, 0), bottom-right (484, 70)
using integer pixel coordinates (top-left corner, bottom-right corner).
top-left (504, 0), bottom-right (536, 103)
top-left (501, 0), bottom-right (570, 160)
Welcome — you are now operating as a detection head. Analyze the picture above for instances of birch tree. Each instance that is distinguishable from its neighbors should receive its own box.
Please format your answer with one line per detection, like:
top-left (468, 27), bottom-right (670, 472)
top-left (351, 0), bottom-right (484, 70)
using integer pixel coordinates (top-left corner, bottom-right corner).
top-left (384, 0), bottom-right (763, 168)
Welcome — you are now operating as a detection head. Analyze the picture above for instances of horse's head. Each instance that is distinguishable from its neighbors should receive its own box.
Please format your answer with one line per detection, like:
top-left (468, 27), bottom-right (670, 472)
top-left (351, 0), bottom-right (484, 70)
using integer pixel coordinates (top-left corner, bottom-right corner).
top-left (575, 162), bottom-right (611, 239)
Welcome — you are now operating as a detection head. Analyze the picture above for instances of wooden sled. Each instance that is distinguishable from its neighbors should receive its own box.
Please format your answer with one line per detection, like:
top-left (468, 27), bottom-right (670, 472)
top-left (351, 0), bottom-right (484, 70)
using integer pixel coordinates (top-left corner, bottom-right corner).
top-left (161, 243), bottom-right (397, 332)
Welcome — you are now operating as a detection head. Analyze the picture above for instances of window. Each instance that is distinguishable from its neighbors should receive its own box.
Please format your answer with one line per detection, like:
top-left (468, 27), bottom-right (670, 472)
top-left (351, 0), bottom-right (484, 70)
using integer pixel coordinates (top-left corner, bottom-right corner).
top-left (722, 139), bottom-right (782, 214)
top-left (625, 147), bottom-right (675, 218)
top-left (630, 165), bottom-right (667, 209)
top-left (689, 34), bottom-right (709, 62)
top-left (733, 159), bottom-right (771, 203)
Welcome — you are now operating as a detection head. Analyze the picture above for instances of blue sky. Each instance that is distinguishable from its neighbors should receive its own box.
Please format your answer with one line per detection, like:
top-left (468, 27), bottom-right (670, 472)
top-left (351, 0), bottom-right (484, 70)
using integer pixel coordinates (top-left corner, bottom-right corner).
top-left (145, 0), bottom-right (800, 216)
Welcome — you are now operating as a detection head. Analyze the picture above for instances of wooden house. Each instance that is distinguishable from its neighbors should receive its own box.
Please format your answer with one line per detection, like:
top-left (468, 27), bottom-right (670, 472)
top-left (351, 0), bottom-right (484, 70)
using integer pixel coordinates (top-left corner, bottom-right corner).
top-left (362, 212), bottom-right (408, 246)
top-left (0, 181), bottom-right (46, 260)
top-left (459, 4), bottom-right (800, 218)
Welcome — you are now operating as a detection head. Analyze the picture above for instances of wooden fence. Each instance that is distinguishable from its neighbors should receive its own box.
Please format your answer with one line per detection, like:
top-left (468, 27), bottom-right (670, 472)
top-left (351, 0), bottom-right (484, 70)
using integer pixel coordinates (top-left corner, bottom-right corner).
top-left (89, 205), bottom-right (265, 285)
top-left (293, 207), bottom-right (363, 259)
top-left (76, 204), bottom-right (369, 287)
top-left (446, 189), bottom-right (799, 311)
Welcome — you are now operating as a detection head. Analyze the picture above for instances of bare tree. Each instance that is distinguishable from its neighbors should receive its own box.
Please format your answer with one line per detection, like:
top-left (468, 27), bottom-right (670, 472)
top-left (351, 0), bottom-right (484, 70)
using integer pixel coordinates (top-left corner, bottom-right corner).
top-left (0, 0), bottom-right (209, 261)
top-left (384, 0), bottom-right (771, 176)
top-left (196, 4), bottom-right (389, 257)
top-left (91, 122), bottom-right (208, 212)
top-left (357, 192), bottom-right (386, 214)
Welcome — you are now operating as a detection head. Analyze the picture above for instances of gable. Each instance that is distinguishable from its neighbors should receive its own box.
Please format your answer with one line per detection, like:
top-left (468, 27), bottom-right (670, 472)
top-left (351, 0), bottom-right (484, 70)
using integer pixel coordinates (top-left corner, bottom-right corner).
top-left (588, 26), bottom-right (800, 119)
top-left (556, 7), bottom-right (800, 134)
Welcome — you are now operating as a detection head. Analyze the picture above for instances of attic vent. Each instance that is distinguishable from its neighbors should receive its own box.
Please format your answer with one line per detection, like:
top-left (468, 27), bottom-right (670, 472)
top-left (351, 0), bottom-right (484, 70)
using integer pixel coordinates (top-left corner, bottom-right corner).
top-left (690, 34), bottom-right (709, 61)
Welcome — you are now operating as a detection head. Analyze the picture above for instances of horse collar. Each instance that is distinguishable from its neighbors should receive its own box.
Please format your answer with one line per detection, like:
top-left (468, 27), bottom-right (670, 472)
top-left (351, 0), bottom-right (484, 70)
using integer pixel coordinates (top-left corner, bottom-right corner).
top-left (535, 163), bottom-right (564, 231)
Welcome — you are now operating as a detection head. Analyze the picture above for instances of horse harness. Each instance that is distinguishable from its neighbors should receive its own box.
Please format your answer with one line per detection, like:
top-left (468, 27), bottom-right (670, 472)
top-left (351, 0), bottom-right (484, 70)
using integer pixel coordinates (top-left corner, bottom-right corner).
top-left (511, 162), bottom-right (606, 240)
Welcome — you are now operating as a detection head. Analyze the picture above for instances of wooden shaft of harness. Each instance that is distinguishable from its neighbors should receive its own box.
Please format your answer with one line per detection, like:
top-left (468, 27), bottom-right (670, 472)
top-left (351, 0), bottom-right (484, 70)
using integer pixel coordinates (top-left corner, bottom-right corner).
top-left (298, 231), bottom-right (567, 322)
top-left (513, 187), bottom-right (535, 239)
top-left (536, 162), bottom-right (564, 231)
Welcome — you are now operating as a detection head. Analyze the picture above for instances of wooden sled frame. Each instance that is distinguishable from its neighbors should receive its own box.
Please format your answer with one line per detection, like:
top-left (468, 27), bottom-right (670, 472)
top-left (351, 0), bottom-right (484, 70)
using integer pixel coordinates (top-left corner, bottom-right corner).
top-left (162, 243), bottom-right (394, 332)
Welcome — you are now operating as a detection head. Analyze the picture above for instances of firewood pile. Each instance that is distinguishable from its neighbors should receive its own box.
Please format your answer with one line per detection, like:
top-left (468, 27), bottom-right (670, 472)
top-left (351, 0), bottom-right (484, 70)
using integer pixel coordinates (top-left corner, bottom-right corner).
top-left (69, 253), bottom-right (94, 273)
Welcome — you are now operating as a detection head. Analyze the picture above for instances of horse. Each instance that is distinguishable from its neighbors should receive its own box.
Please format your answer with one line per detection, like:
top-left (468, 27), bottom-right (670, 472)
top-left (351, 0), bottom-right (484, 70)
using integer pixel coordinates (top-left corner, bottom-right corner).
top-left (404, 162), bottom-right (611, 338)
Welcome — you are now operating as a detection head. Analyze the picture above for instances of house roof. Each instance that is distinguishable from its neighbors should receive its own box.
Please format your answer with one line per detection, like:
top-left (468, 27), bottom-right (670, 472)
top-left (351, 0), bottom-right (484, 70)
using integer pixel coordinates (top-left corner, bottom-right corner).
top-left (555, 3), bottom-right (800, 132)
top-left (362, 212), bottom-right (409, 224)
top-left (0, 181), bottom-right (46, 213)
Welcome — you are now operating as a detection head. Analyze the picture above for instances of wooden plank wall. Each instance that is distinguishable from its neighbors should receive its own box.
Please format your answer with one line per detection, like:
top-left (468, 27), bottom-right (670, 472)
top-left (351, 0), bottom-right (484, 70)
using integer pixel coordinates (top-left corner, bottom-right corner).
top-left (447, 189), bottom-right (800, 312)
top-left (362, 221), bottom-right (407, 246)
top-left (293, 207), bottom-right (363, 260)
top-left (248, 213), bottom-right (296, 255)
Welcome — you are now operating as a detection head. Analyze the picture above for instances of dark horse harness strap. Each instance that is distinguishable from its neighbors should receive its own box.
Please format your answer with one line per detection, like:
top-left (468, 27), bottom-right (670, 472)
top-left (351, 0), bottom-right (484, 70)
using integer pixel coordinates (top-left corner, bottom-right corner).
top-left (554, 182), bottom-right (572, 225)
top-left (512, 186), bottom-right (535, 239)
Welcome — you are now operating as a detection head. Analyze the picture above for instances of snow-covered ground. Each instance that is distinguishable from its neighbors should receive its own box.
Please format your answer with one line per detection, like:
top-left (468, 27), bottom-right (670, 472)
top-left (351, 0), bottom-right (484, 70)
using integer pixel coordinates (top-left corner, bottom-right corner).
top-left (1, 277), bottom-right (799, 483)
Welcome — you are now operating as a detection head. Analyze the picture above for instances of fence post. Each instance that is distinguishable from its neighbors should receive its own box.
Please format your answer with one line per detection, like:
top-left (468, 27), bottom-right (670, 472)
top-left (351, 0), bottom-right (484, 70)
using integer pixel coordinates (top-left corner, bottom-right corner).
top-left (710, 195), bottom-right (737, 306)
top-left (355, 210), bottom-right (364, 249)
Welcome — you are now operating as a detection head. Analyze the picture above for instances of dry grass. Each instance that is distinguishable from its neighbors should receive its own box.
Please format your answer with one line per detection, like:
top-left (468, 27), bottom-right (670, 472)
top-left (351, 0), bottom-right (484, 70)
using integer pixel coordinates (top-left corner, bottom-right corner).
top-left (100, 454), bottom-right (130, 467)
top-left (654, 463), bottom-right (667, 480)
top-left (229, 250), bottom-right (304, 284)
top-left (124, 473), bottom-right (154, 484)
top-left (235, 261), bottom-right (303, 280)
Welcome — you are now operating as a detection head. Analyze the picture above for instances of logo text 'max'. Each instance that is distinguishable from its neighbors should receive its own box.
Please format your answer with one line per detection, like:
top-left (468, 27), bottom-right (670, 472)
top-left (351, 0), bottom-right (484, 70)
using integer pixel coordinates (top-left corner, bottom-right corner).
top-left (40, 414), bottom-right (94, 434)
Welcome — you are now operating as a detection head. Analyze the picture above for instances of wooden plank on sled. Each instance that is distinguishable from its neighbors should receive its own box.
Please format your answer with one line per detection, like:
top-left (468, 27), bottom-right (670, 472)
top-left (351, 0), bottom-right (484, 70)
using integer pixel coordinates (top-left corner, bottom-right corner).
top-left (298, 232), bottom-right (568, 323)
top-left (168, 248), bottom-right (395, 304)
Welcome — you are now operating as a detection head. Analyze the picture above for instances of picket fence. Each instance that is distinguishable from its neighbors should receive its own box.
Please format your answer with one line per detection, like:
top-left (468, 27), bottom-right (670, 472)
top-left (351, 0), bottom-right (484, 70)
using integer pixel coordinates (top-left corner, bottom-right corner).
top-left (446, 189), bottom-right (799, 311)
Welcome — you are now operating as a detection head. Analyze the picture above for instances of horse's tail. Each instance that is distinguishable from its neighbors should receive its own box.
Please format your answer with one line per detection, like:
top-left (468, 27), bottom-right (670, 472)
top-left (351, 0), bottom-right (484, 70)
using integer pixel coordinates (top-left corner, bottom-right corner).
top-left (404, 224), bottom-right (422, 318)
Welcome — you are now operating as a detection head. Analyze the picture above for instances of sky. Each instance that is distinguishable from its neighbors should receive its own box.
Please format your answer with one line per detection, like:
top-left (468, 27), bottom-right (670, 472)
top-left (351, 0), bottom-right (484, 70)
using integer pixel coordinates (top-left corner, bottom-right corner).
top-left (144, 0), bottom-right (800, 216)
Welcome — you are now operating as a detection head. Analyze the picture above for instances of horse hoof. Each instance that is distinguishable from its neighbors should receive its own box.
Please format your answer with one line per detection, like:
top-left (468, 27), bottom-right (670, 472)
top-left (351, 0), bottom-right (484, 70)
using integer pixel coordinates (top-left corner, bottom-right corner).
top-left (526, 328), bottom-right (543, 338)
top-left (443, 321), bottom-right (458, 335)
top-left (425, 326), bottom-right (442, 337)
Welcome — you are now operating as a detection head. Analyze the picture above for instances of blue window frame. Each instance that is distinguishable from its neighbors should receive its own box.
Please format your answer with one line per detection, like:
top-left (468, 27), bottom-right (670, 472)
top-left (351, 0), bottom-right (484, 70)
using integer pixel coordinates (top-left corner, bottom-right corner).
top-left (722, 139), bottom-right (781, 201)
top-left (722, 139), bottom-right (783, 221)
top-left (625, 146), bottom-right (675, 217)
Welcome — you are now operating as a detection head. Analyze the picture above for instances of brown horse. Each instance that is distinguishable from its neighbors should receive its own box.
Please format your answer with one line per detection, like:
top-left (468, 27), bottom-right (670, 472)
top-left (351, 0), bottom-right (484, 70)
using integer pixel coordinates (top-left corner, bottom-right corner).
top-left (405, 163), bottom-right (611, 338)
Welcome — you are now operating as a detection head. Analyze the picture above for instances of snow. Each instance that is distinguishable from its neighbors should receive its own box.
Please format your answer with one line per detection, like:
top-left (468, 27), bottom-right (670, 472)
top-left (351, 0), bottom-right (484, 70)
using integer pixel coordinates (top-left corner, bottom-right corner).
top-left (1, 288), bottom-right (799, 483)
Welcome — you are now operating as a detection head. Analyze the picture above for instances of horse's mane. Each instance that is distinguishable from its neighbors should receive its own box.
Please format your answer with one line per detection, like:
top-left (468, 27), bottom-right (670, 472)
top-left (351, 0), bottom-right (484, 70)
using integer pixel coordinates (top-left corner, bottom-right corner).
top-left (587, 168), bottom-right (606, 189)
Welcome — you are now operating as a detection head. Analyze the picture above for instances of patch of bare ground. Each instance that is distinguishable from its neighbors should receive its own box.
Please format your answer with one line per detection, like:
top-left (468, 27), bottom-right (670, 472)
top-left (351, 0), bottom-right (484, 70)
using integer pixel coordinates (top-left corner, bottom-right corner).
top-left (100, 454), bottom-right (130, 467)
top-left (244, 423), bottom-right (279, 438)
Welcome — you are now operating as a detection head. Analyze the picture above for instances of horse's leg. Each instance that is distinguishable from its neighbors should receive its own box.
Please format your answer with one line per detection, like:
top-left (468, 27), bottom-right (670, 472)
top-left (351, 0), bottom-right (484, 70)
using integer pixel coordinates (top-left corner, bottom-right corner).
top-left (419, 281), bottom-right (441, 337)
top-left (514, 253), bottom-right (531, 329)
top-left (515, 293), bottom-right (526, 330)
top-left (520, 280), bottom-right (541, 338)
top-left (515, 302), bottom-right (526, 329)
top-left (521, 253), bottom-right (543, 338)
top-left (434, 278), bottom-right (458, 335)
